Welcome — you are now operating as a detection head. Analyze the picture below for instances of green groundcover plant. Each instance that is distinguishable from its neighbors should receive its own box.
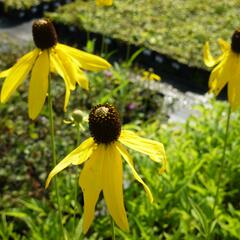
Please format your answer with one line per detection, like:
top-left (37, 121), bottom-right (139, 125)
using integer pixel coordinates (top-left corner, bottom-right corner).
top-left (46, 0), bottom-right (240, 68)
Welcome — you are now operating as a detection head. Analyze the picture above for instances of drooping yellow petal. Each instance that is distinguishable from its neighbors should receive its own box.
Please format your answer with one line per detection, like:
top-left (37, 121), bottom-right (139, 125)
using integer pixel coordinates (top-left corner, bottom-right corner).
top-left (0, 68), bottom-right (12, 78)
top-left (143, 71), bottom-right (161, 81)
top-left (45, 137), bottom-right (95, 188)
top-left (208, 58), bottom-right (225, 94)
top-left (116, 142), bottom-right (153, 203)
top-left (102, 144), bottom-right (129, 231)
top-left (76, 69), bottom-right (89, 90)
top-left (28, 50), bottom-right (49, 120)
top-left (203, 41), bottom-right (224, 68)
top-left (72, 138), bottom-right (96, 165)
top-left (79, 145), bottom-right (103, 234)
top-left (50, 51), bottom-right (72, 111)
top-left (209, 52), bottom-right (230, 96)
top-left (119, 130), bottom-right (166, 164)
top-left (1, 49), bottom-right (40, 103)
top-left (58, 43), bottom-right (111, 71)
top-left (50, 49), bottom-right (75, 90)
top-left (218, 38), bottom-right (230, 53)
top-left (227, 53), bottom-right (240, 110)
top-left (55, 45), bottom-right (77, 89)
top-left (96, 0), bottom-right (112, 6)
top-left (55, 45), bottom-right (89, 90)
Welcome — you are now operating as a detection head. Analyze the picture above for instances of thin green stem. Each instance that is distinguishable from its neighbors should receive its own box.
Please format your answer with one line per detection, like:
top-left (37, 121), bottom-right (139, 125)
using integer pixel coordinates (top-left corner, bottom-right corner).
top-left (209, 105), bottom-right (231, 239)
top-left (48, 73), bottom-right (66, 239)
top-left (111, 216), bottom-right (116, 240)
top-left (212, 106), bottom-right (231, 213)
top-left (100, 7), bottom-right (107, 56)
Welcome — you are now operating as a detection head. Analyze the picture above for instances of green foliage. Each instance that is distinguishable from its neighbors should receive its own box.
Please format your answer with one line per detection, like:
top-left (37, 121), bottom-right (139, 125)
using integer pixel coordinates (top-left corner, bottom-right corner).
top-left (1, 71), bottom-right (240, 239)
top-left (46, 0), bottom-right (240, 68)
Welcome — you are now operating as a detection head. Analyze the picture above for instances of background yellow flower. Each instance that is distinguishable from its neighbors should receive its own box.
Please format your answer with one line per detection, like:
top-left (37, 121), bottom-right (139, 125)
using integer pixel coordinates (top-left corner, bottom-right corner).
top-left (203, 30), bottom-right (240, 110)
top-left (0, 19), bottom-right (111, 119)
top-left (96, 0), bottom-right (113, 6)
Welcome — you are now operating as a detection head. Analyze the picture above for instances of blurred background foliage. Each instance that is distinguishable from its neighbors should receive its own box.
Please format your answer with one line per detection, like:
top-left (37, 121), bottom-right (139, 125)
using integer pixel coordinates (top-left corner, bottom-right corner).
top-left (46, 0), bottom-right (240, 68)
top-left (0, 0), bottom-right (240, 239)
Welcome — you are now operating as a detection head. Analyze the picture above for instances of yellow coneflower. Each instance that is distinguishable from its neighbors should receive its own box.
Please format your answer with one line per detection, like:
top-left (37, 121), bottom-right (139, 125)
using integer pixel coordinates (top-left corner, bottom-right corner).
top-left (96, 0), bottom-right (112, 6)
top-left (203, 29), bottom-right (240, 110)
top-left (45, 104), bottom-right (167, 233)
top-left (0, 19), bottom-right (111, 119)
top-left (142, 70), bottom-right (161, 81)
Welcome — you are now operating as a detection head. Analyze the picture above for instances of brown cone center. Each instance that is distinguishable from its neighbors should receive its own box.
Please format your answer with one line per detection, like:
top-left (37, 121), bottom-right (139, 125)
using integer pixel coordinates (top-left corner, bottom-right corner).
top-left (89, 104), bottom-right (121, 144)
top-left (32, 19), bottom-right (58, 50)
top-left (231, 29), bottom-right (240, 54)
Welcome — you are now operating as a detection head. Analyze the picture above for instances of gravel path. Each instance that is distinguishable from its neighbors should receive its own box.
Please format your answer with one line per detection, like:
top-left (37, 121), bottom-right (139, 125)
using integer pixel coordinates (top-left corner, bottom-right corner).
top-left (0, 18), bottom-right (33, 42)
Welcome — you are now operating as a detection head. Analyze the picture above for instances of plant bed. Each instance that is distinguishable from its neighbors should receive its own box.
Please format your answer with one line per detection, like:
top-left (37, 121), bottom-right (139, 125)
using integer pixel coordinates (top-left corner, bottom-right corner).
top-left (52, 19), bottom-right (210, 93)
top-left (46, 0), bottom-right (240, 69)
top-left (0, 0), bottom-right (74, 21)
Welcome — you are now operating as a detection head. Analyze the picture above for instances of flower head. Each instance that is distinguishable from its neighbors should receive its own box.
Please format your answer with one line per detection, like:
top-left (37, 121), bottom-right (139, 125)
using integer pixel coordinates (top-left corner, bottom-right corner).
top-left (96, 0), bottom-right (112, 6)
top-left (45, 104), bottom-right (167, 233)
top-left (203, 29), bottom-right (240, 110)
top-left (142, 70), bottom-right (161, 81)
top-left (0, 19), bottom-right (111, 119)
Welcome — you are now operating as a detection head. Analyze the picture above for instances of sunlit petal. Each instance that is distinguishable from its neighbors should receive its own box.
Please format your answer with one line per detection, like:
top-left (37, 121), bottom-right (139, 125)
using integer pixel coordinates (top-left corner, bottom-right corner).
top-left (76, 69), bottom-right (89, 90)
top-left (102, 144), bottom-right (129, 231)
top-left (72, 138), bottom-right (96, 165)
top-left (50, 51), bottom-right (72, 111)
top-left (208, 58), bottom-right (226, 95)
top-left (227, 54), bottom-right (240, 110)
top-left (218, 38), bottom-right (230, 53)
top-left (50, 49), bottom-right (75, 90)
top-left (119, 130), bottom-right (166, 165)
top-left (1, 49), bottom-right (40, 103)
top-left (45, 137), bottom-right (94, 188)
top-left (210, 52), bottom-right (232, 96)
top-left (28, 50), bottom-right (49, 119)
top-left (79, 145), bottom-right (103, 234)
top-left (55, 45), bottom-right (77, 88)
top-left (58, 43), bottom-right (111, 71)
top-left (0, 68), bottom-right (12, 78)
top-left (96, 0), bottom-right (113, 6)
top-left (203, 42), bottom-right (224, 67)
top-left (116, 142), bottom-right (153, 203)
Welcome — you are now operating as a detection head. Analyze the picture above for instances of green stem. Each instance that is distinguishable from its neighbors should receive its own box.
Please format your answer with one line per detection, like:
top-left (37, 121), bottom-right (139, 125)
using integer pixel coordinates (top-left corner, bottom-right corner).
top-left (48, 73), bottom-right (65, 239)
top-left (209, 105), bottom-right (231, 238)
top-left (100, 7), bottom-right (107, 56)
top-left (111, 216), bottom-right (116, 240)
top-left (212, 106), bottom-right (231, 212)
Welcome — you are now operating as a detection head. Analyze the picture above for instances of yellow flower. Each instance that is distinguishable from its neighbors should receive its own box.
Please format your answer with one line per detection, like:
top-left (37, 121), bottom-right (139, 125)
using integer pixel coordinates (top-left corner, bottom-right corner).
top-left (45, 104), bottom-right (167, 233)
top-left (142, 70), bottom-right (161, 81)
top-left (96, 0), bottom-right (112, 6)
top-left (0, 19), bottom-right (111, 119)
top-left (203, 29), bottom-right (240, 110)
